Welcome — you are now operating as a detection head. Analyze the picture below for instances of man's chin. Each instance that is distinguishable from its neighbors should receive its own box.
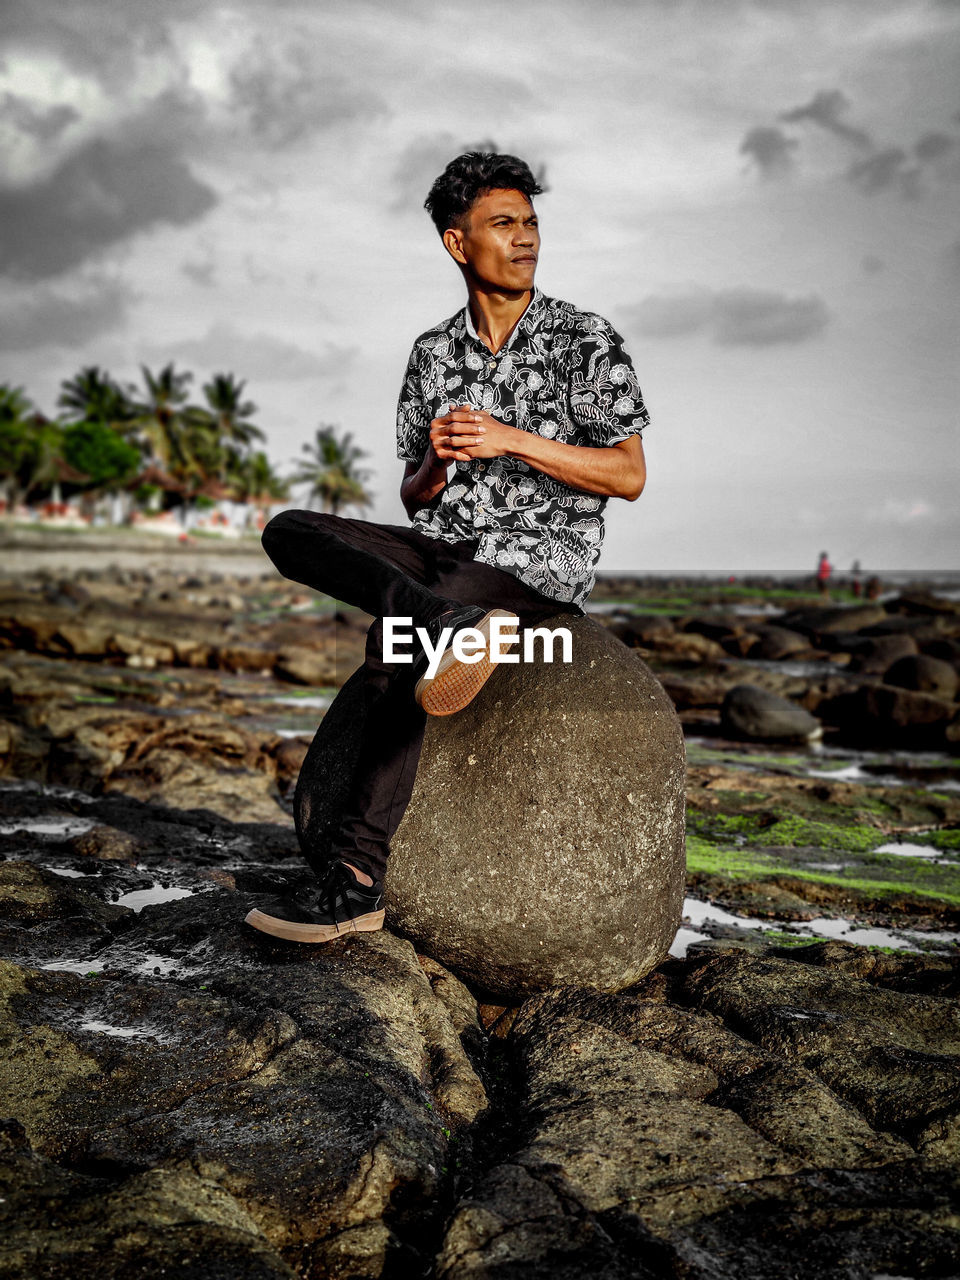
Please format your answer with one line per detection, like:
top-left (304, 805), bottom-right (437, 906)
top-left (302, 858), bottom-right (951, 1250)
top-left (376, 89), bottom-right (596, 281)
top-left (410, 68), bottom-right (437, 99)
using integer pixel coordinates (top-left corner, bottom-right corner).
top-left (502, 272), bottom-right (537, 294)
top-left (472, 268), bottom-right (536, 296)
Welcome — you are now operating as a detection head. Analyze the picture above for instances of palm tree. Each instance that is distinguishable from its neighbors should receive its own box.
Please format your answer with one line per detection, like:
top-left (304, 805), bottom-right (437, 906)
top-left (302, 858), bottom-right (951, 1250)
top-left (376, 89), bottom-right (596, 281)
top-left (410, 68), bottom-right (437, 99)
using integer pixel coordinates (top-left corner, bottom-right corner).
top-left (126, 363), bottom-right (226, 520)
top-left (230, 450), bottom-right (289, 503)
top-left (25, 417), bottom-right (74, 504)
top-left (202, 374), bottom-right (265, 480)
top-left (0, 386), bottom-right (77, 510)
top-left (229, 449), bottom-right (290, 528)
top-left (130, 363), bottom-right (205, 475)
top-left (58, 366), bottom-right (135, 430)
top-left (291, 424), bottom-right (373, 515)
top-left (0, 384), bottom-right (36, 517)
top-left (56, 368), bottom-right (141, 520)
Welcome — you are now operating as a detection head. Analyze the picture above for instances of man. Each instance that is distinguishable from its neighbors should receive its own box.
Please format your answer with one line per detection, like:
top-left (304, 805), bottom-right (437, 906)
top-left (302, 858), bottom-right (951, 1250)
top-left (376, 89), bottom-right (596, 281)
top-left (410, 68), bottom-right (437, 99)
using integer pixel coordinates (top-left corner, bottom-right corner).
top-left (245, 151), bottom-right (648, 944)
top-left (817, 551), bottom-right (832, 597)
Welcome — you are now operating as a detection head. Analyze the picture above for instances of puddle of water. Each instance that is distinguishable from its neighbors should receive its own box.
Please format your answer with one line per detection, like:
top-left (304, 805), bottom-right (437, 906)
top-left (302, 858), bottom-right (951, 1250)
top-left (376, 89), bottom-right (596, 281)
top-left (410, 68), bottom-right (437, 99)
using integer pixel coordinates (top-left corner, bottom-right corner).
top-left (808, 761), bottom-right (960, 791)
top-left (584, 602), bottom-right (633, 615)
top-left (271, 694), bottom-right (332, 711)
top-left (796, 917), bottom-right (923, 949)
top-left (42, 953), bottom-right (203, 980)
top-left (801, 861), bottom-right (853, 871)
top-left (789, 915), bottom-right (960, 948)
top-left (687, 737), bottom-right (960, 795)
top-left (275, 728), bottom-right (310, 739)
top-left (728, 602), bottom-right (783, 617)
top-left (78, 1018), bottom-right (173, 1043)
top-left (135, 954), bottom-right (192, 977)
top-left (742, 657), bottom-right (841, 680)
top-left (79, 1019), bottom-right (142, 1038)
top-left (669, 927), bottom-right (710, 957)
top-left (682, 896), bottom-right (768, 932)
top-left (41, 865), bottom-right (91, 879)
top-left (677, 896), bottom-right (960, 955)
top-left (808, 763), bottom-right (874, 783)
top-left (0, 816), bottom-right (96, 838)
top-left (41, 959), bottom-right (103, 976)
top-left (0, 780), bottom-right (94, 803)
top-left (113, 885), bottom-right (196, 912)
top-left (873, 841), bottom-right (954, 864)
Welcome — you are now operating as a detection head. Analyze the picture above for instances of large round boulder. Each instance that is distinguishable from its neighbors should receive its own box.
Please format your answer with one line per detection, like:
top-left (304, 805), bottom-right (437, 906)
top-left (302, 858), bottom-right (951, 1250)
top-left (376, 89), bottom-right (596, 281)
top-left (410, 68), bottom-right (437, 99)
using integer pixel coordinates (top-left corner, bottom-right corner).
top-left (295, 614), bottom-right (686, 999)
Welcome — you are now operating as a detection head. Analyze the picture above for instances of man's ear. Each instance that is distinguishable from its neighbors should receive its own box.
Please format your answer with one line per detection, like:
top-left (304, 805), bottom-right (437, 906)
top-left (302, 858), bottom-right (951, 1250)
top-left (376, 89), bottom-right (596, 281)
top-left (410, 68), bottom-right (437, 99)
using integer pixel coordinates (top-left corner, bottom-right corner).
top-left (442, 227), bottom-right (467, 267)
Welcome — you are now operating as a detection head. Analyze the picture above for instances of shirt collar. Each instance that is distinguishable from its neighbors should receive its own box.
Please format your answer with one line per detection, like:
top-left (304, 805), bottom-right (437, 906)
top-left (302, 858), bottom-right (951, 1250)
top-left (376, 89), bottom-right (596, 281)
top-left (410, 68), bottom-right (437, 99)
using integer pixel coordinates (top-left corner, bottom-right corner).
top-left (462, 286), bottom-right (545, 352)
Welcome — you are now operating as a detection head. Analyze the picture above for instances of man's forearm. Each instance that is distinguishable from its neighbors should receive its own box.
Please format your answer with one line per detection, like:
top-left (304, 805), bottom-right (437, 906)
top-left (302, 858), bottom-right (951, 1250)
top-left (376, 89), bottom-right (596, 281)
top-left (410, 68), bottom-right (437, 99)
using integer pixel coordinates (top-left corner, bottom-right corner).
top-left (400, 450), bottom-right (451, 518)
top-left (505, 431), bottom-right (645, 501)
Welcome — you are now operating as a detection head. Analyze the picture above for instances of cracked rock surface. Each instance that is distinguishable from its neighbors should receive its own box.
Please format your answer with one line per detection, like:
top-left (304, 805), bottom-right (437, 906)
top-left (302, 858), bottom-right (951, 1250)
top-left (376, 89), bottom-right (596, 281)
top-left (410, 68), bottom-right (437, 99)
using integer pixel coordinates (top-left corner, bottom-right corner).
top-left (438, 944), bottom-right (960, 1279)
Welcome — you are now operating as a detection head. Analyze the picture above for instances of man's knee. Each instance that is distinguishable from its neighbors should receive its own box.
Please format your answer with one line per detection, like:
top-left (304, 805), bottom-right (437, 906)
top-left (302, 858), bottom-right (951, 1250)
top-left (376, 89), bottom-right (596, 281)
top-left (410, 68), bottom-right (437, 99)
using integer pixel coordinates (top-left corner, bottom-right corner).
top-left (261, 509), bottom-right (336, 559)
top-left (261, 510), bottom-right (297, 566)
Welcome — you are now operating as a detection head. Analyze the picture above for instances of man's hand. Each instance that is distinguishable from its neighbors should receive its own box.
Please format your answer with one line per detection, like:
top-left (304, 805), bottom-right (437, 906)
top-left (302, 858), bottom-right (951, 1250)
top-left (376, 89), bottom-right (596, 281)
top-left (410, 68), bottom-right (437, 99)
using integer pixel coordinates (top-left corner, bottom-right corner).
top-left (430, 405), bottom-right (518, 462)
top-left (429, 402), bottom-right (646, 501)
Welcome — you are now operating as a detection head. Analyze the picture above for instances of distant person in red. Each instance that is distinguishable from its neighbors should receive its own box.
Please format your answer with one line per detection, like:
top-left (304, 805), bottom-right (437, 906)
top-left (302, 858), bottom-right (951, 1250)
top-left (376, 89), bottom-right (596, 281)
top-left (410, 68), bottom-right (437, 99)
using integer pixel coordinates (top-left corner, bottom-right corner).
top-left (817, 551), bottom-right (832, 597)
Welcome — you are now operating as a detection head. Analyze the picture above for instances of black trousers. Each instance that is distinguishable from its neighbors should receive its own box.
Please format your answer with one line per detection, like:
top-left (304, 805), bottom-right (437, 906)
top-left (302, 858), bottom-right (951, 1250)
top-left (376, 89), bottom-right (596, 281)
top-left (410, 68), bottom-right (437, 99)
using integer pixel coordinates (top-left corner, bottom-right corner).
top-left (261, 510), bottom-right (582, 882)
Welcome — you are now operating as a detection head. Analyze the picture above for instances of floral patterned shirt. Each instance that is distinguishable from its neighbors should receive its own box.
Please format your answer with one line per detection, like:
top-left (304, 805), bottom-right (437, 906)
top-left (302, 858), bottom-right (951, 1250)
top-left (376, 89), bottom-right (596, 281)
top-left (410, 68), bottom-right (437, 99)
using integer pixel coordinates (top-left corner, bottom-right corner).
top-left (396, 288), bottom-right (650, 608)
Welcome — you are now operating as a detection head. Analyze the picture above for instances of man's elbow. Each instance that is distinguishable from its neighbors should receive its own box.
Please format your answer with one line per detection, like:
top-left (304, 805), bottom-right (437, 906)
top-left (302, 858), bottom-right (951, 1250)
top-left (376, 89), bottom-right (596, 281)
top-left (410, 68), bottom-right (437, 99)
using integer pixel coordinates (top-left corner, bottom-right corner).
top-left (620, 466), bottom-right (646, 502)
top-left (611, 437), bottom-right (646, 501)
top-left (400, 492), bottom-right (421, 521)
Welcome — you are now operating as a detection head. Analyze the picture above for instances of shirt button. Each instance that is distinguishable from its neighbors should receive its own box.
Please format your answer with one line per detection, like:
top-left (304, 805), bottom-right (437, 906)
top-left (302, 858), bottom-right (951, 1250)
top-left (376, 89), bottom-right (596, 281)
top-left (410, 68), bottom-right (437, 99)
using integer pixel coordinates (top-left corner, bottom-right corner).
top-left (478, 464), bottom-right (485, 471)
top-left (487, 360), bottom-right (496, 369)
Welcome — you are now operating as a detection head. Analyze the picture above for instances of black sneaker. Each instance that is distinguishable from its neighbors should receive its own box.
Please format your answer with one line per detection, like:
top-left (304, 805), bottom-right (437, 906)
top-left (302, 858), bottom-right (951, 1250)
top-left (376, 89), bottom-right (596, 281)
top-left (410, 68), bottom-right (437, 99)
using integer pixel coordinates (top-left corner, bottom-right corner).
top-left (413, 605), bottom-right (519, 717)
top-left (244, 861), bottom-right (385, 943)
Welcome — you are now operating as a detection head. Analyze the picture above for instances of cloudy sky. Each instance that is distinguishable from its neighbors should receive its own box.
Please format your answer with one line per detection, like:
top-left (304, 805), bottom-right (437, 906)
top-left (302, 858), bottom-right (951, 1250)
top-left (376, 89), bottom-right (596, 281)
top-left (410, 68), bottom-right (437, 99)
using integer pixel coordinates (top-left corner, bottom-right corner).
top-left (2, 0), bottom-right (958, 571)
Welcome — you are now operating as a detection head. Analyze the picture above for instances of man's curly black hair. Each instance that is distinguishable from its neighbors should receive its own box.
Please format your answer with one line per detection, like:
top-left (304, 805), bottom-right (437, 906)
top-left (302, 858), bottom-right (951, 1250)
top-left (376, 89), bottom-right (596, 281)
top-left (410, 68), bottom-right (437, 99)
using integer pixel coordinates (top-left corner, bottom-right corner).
top-left (424, 151), bottom-right (544, 236)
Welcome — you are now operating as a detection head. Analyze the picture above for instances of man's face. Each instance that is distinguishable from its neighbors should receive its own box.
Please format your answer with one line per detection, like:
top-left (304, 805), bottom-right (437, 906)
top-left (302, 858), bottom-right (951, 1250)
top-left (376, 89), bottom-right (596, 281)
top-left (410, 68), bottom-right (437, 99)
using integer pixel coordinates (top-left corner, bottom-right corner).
top-left (445, 188), bottom-right (539, 293)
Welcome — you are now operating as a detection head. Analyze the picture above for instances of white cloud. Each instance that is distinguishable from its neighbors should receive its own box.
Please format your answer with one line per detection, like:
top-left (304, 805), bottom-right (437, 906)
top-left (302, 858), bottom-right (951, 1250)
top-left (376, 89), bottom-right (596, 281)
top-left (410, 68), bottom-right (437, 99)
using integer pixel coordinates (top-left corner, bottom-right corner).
top-left (868, 499), bottom-right (935, 524)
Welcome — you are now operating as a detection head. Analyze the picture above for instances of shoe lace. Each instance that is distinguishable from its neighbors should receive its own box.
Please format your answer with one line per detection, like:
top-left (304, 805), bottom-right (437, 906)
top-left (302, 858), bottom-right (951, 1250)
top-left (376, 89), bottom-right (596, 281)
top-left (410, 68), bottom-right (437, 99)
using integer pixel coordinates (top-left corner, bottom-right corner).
top-left (292, 860), bottom-right (356, 919)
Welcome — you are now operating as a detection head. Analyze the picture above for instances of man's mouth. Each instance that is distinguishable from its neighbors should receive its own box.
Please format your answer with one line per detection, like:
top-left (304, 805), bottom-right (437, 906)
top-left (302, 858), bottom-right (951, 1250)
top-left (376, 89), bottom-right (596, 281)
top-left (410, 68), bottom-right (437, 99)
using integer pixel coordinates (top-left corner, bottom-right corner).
top-left (512, 255), bottom-right (537, 264)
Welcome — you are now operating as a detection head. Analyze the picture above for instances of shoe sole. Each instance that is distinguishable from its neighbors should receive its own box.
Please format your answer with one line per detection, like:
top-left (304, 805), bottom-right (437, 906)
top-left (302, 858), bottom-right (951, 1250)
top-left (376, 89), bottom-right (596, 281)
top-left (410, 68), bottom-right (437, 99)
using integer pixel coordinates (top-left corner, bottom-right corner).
top-left (244, 906), bottom-right (385, 943)
top-left (415, 609), bottom-right (519, 717)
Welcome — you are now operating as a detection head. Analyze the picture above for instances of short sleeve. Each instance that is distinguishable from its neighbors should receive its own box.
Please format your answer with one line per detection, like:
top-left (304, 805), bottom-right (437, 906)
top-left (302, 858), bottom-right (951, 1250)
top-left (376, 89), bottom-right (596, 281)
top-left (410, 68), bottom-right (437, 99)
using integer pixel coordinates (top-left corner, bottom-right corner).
top-left (569, 316), bottom-right (650, 448)
top-left (396, 344), bottom-right (431, 463)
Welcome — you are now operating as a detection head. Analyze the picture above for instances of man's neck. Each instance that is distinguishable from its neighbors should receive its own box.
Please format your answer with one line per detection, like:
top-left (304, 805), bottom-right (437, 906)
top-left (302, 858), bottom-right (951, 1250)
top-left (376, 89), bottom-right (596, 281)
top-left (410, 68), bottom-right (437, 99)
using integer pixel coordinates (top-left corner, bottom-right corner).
top-left (466, 286), bottom-right (534, 355)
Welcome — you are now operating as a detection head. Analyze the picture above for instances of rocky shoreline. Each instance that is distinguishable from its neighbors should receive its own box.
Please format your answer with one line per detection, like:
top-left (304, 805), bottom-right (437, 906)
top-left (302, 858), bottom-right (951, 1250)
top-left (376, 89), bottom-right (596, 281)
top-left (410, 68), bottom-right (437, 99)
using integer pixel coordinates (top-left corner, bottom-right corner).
top-left (1, 561), bottom-right (959, 1277)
